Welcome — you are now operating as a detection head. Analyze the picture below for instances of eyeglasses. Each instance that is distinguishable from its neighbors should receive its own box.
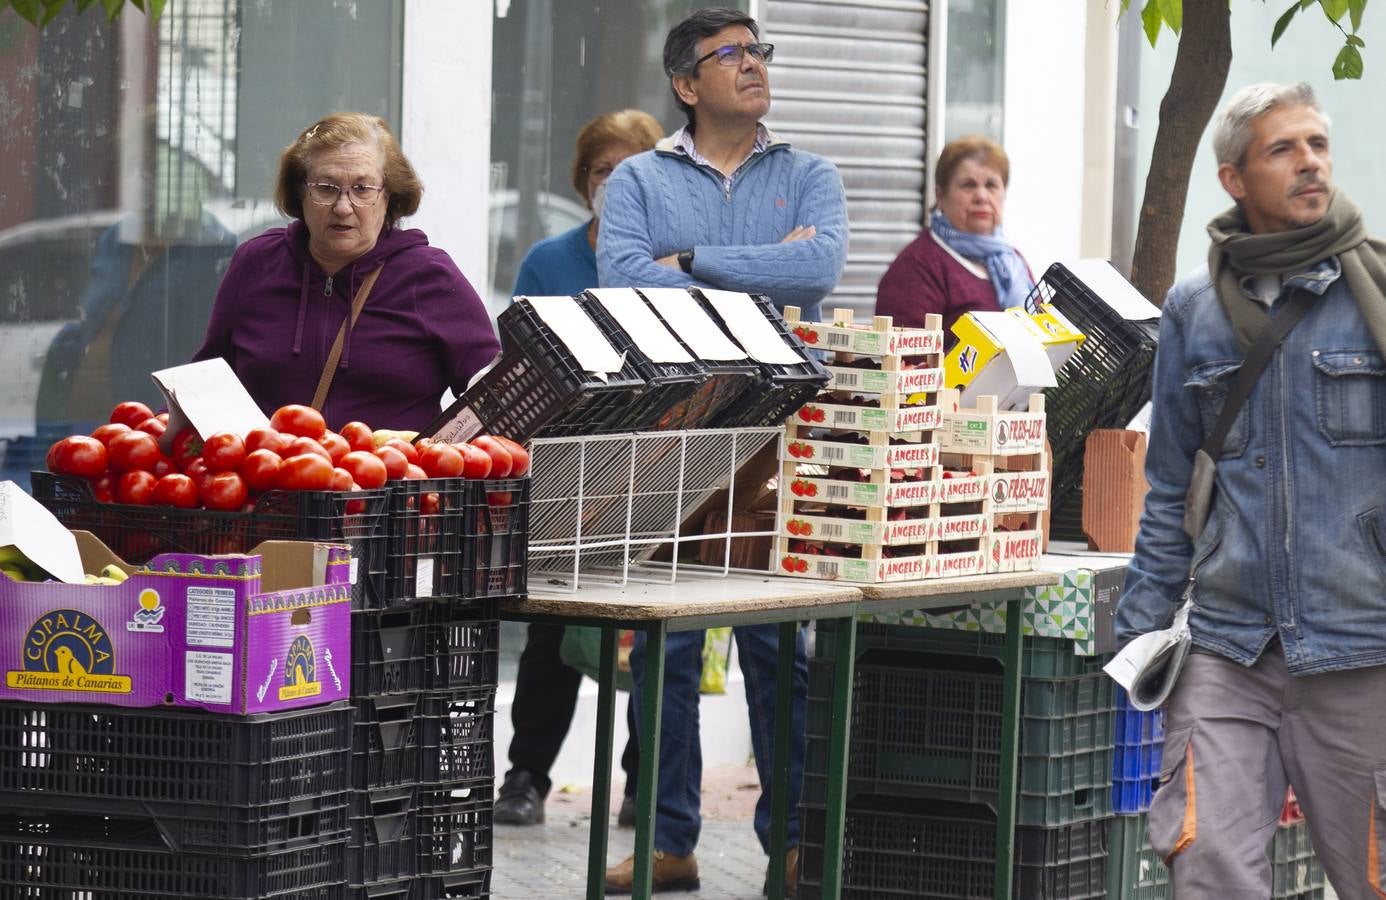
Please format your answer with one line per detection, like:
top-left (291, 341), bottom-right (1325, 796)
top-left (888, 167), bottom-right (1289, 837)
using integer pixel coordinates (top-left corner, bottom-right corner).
top-left (694, 42), bottom-right (774, 69)
top-left (304, 182), bottom-right (386, 208)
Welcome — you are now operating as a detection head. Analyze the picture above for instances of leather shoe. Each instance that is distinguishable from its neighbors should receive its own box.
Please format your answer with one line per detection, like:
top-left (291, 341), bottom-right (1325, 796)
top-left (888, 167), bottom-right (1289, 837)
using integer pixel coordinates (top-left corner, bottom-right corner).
top-left (617, 793), bottom-right (637, 829)
top-left (763, 846), bottom-right (799, 898)
top-left (494, 770), bottom-right (544, 825)
top-left (605, 850), bottom-right (700, 894)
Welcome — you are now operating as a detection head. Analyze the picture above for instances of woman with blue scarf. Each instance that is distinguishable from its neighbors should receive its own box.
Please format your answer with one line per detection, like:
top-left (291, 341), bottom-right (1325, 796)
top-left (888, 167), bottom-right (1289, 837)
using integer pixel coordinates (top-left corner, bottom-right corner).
top-left (875, 135), bottom-right (1034, 336)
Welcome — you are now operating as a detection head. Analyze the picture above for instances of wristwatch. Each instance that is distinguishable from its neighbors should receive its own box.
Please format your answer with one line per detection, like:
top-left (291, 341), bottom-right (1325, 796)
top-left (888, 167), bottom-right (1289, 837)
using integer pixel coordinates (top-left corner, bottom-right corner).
top-left (677, 249), bottom-right (694, 274)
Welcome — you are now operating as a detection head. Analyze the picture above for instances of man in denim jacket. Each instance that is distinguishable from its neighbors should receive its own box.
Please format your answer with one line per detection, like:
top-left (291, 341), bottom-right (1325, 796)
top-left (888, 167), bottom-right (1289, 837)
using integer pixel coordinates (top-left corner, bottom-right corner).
top-left (1118, 82), bottom-right (1386, 897)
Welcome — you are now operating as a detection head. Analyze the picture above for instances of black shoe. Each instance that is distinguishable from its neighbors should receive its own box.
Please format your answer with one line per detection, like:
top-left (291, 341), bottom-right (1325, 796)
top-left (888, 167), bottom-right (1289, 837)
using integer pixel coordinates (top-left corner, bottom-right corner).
top-left (495, 770), bottom-right (545, 825)
top-left (617, 793), bottom-right (637, 829)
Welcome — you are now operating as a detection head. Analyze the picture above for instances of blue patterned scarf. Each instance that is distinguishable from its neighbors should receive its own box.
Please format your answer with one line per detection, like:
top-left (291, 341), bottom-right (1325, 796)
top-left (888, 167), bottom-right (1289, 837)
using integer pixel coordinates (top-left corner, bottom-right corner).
top-left (929, 209), bottom-right (1035, 310)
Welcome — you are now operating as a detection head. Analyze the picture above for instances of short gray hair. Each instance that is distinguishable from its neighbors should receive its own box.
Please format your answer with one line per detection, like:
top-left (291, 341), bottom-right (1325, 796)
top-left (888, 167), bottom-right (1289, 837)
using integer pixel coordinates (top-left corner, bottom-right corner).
top-left (1212, 82), bottom-right (1330, 168)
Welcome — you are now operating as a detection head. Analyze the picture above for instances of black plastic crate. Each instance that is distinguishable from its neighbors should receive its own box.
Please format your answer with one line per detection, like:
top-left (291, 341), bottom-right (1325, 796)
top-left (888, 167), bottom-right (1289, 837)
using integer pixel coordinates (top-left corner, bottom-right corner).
top-left (460, 477), bottom-right (529, 601)
top-left (689, 290), bottom-right (830, 428)
top-left (0, 810), bottom-right (347, 898)
top-left (576, 290), bottom-right (708, 431)
top-left (348, 786), bottom-right (419, 887)
top-left (351, 601), bottom-right (433, 697)
top-left (352, 693), bottom-right (426, 791)
top-left (455, 296), bottom-right (647, 440)
top-left (419, 687), bottom-right (496, 784)
top-left (349, 880), bottom-right (420, 900)
top-left (1023, 262), bottom-right (1159, 518)
top-left (0, 700), bottom-right (352, 807)
top-left (416, 778), bottom-right (493, 881)
top-left (799, 795), bottom-right (1109, 899)
top-left (425, 600), bottom-right (500, 693)
top-left (418, 870), bottom-right (491, 899)
top-left (384, 477), bottom-right (467, 604)
top-left (31, 471), bottom-right (390, 610)
top-left (853, 623), bottom-right (1107, 678)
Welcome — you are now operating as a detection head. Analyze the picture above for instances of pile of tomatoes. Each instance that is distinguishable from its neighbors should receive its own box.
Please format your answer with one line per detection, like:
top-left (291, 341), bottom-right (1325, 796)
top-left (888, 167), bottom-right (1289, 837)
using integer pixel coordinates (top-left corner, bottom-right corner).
top-left (45, 401), bottom-right (529, 511)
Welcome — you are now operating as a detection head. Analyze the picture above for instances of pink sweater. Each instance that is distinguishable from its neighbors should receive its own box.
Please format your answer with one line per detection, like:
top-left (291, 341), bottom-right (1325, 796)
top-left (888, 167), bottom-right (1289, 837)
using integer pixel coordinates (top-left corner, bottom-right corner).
top-left (874, 232), bottom-right (1015, 335)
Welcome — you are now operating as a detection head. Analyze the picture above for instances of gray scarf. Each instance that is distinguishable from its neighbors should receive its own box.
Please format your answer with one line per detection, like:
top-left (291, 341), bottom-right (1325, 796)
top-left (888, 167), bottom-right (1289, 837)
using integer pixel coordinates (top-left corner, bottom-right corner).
top-left (1207, 189), bottom-right (1386, 358)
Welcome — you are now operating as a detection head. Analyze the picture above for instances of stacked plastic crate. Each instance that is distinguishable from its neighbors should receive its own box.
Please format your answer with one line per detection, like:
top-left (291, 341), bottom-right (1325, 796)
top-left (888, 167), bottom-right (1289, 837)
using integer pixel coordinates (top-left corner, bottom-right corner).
top-left (351, 475), bottom-right (527, 899)
top-left (798, 623), bottom-right (1115, 899)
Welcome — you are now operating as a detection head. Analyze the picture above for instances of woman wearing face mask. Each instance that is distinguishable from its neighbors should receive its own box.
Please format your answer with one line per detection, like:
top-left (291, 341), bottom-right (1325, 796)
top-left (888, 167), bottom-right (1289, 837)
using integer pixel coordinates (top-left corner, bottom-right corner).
top-left (511, 109), bottom-right (664, 298)
top-left (496, 108), bottom-right (663, 831)
top-left (875, 135), bottom-right (1034, 335)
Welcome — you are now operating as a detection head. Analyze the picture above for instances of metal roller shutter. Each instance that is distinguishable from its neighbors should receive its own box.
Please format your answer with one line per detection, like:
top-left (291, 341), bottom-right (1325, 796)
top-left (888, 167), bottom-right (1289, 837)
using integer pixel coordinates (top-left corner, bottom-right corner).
top-left (762, 0), bottom-right (929, 318)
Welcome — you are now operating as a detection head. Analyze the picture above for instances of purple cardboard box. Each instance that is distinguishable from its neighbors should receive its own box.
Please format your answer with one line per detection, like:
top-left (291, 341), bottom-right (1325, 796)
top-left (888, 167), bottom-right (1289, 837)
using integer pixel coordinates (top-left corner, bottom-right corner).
top-left (1, 531), bottom-right (352, 713)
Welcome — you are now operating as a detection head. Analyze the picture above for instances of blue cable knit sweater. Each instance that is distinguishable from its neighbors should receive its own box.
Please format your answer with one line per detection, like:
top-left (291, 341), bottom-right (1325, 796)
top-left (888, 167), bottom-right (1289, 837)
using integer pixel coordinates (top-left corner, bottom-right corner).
top-left (596, 132), bottom-right (848, 323)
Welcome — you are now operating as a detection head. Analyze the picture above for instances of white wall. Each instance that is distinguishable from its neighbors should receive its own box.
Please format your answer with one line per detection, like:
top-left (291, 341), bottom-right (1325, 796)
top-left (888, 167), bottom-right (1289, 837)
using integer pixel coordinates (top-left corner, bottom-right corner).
top-left (1002, 0), bottom-right (1090, 275)
top-left (402, 0), bottom-right (494, 290)
top-left (1134, 5), bottom-right (1386, 284)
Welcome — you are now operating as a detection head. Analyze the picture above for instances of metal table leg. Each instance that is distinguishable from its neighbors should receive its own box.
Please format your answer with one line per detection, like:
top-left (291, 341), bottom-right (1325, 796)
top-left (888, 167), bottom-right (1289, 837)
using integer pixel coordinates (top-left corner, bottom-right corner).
top-left (586, 626), bottom-right (619, 900)
top-left (821, 615), bottom-right (857, 899)
top-left (632, 622), bottom-right (667, 900)
top-left (766, 620), bottom-right (796, 898)
top-left (994, 596), bottom-right (1023, 900)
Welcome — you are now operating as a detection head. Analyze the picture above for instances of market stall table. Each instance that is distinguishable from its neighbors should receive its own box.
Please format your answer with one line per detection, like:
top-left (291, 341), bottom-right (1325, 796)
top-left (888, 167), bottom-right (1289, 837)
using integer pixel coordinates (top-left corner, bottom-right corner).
top-left (500, 567), bottom-right (1059, 900)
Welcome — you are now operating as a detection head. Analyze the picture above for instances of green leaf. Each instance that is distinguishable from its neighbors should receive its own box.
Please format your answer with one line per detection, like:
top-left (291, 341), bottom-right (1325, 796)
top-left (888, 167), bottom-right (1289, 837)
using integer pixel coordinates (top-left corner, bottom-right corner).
top-left (147, 0), bottom-right (164, 18)
top-left (1142, 0), bottom-right (1165, 46)
top-left (1349, 0), bottom-right (1366, 30)
top-left (1333, 41), bottom-right (1365, 78)
top-left (1272, 0), bottom-right (1301, 46)
top-left (1347, 33), bottom-right (1366, 47)
top-left (1320, 0), bottom-right (1350, 21)
top-left (75, 0), bottom-right (98, 11)
top-left (38, 0), bottom-right (63, 24)
top-left (100, 0), bottom-right (120, 21)
top-left (1158, 0), bottom-right (1182, 33)
top-left (127, 0), bottom-right (143, 9)
top-left (9, 0), bottom-right (42, 23)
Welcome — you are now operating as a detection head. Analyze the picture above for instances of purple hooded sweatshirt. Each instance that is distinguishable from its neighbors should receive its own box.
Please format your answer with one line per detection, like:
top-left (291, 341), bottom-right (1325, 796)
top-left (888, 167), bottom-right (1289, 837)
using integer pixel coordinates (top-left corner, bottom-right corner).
top-left (193, 220), bottom-right (499, 431)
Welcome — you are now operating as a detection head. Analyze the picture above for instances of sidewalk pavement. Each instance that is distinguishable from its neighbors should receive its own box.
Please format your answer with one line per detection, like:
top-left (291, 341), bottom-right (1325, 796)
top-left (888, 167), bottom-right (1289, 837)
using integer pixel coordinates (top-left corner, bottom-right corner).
top-left (492, 760), bottom-right (772, 899)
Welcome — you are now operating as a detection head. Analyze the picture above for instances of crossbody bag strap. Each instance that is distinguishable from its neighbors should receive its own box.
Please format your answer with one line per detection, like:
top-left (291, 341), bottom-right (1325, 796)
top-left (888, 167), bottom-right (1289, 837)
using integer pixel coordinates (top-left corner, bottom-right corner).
top-left (311, 264), bottom-right (384, 412)
top-left (1200, 288), bottom-right (1318, 458)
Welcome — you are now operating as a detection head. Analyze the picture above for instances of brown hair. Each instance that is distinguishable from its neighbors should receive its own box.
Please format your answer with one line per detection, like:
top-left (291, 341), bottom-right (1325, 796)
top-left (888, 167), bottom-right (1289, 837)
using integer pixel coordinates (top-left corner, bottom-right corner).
top-left (274, 112), bottom-right (422, 228)
top-left (934, 135), bottom-right (1010, 194)
top-left (570, 109), bottom-right (665, 206)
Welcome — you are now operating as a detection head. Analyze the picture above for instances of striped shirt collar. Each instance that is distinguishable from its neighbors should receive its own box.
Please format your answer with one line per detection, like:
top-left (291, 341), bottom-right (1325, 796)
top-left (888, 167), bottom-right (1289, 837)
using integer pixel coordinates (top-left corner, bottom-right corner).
top-left (672, 123), bottom-right (771, 189)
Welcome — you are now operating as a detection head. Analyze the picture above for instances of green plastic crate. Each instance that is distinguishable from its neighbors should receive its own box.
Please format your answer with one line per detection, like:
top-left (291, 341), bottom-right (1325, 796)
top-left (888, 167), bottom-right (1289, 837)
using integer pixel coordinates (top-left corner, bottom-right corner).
top-left (852, 622), bottom-right (1106, 678)
top-left (1270, 819), bottom-right (1324, 899)
top-left (1106, 814), bottom-right (1169, 899)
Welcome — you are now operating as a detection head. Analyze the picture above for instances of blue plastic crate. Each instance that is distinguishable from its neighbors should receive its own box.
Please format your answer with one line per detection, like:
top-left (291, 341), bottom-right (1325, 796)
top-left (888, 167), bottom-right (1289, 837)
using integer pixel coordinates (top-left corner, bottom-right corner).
top-left (1111, 688), bottom-right (1163, 813)
top-left (1112, 778), bottom-right (1156, 815)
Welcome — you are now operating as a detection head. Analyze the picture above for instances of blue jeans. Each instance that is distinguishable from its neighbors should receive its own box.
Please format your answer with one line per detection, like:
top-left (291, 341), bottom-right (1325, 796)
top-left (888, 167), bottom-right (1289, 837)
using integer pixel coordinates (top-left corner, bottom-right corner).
top-left (629, 623), bottom-right (808, 857)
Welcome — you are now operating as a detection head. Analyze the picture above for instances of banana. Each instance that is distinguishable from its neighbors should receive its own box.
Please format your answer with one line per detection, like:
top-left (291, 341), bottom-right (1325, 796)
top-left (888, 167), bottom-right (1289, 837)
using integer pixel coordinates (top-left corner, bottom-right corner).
top-left (371, 429), bottom-right (420, 449)
top-left (84, 573), bottom-right (121, 585)
top-left (1, 562), bottom-right (28, 582)
top-left (99, 564), bottom-right (129, 583)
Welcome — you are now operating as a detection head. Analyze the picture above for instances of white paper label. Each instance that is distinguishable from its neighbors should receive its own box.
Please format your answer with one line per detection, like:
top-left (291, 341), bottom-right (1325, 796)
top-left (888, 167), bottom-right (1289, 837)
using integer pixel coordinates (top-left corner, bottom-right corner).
top-left (523, 296), bottom-right (626, 373)
top-left (698, 290), bottom-right (803, 365)
top-left (349, 556), bottom-right (360, 586)
top-left (637, 288), bottom-right (748, 361)
top-left (185, 651), bottom-right (233, 704)
top-left (1064, 259), bottom-right (1161, 321)
top-left (587, 288), bottom-right (693, 363)
top-left (185, 586), bottom-right (238, 648)
top-left (415, 557), bottom-right (435, 598)
top-left (151, 358), bottom-right (271, 454)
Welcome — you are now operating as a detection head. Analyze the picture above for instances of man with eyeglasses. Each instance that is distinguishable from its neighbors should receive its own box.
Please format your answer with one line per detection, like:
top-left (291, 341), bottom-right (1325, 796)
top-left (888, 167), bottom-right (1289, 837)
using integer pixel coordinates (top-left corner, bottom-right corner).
top-left (598, 7), bottom-right (847, 896)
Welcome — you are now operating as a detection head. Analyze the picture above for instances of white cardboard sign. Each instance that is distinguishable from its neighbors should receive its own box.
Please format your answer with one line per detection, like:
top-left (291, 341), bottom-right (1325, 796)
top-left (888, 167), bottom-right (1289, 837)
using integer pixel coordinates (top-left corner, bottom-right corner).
top-left (1065, 259), bottom-right (1161, 321)
top-left (698, 289), bottom-right (803, 366)
top-left (522, 296), bottom-right (626, 374)
top-left (151, 358), bottom-right (270, 451)
top-left (637, 288), bottom-right (748, 361)
top-left (586, 288), bottom-right (693, 364)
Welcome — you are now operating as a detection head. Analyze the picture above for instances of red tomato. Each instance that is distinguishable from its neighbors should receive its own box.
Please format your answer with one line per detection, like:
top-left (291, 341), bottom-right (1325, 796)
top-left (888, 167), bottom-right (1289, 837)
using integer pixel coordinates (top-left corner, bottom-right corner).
top-left (109, 401), bottom-right (154, 429)
top-left (91, 472), bottom-right (115, 503)
top-left (107, 431), bottom-right (162, 473)
top-left (404, 463), bottom-right (427, 480)
top-left (151, 455), bottom-right (177, 478)
top-left (152, 473), bottom-right (199, 508)
top-left (454, 442), bottom-right (492, 479)
top-left (320, 431), bottom-right (350, 465)
top-left (155, 412), bottom-right (169, 425)
top-left (202, 432), bottom-right (247, 473)
top-left (245, 426), bottom-right (289, 457)
top-left (330, 467), bottom-right (355, 492)
top-left (285, 436), bottom-right (332, 461)
top-left (91, 422), bottom-right (132, 450)
top-left (487, 491), bottom-right (514, 506)
top-left (470, 436), bottom-right (513, 478)
top-left (385, 438), bottom-right (420, 466)
top-left (50, 436), bottom-right (107, 478)
top-left (422, 492), bottom-right (441, 515)
top-left (419, 443), bottom-right (464, 478)
top-left (170, 427), bottom-right (204, 470)
top-left (239, 449), bottom-right (282, 493)
top-left (277, 453), bottom-right (334, 491)
top-left (270, 404), bottom-right (327, 440)
top-left (415, 437), bottom-right (437, 451)
top-left (373, 446), bottom-right (409, 481)
top-left (339, 421), bottom-right (374, 453)
top-left (184, 457), bottom-right (212, 489)
top-left (492, 435), bottom-right (530, 477)
top-left (201, 471), bottom-right (249, 510)
top-left (134, 417), bottom-right (166, 438)
top-left (45, 440), bottom-right (61, 473)
top-left (340, 450), bottom-right (388, 489)
top-left (116, 470), bottom-right (157, 505)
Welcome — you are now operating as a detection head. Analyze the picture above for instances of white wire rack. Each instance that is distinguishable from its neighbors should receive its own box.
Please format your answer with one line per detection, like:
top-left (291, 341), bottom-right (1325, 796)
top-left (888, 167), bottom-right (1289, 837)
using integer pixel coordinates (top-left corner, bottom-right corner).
top-left (526, 427), bottom-right (782, 590)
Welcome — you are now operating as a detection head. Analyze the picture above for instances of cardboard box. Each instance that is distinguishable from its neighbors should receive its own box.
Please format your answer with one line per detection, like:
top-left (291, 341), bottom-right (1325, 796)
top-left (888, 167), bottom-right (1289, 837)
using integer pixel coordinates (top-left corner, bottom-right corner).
top-left (1081, 429), bottom-right (1149, 552)
top-left (0, 532), bottom-right (352, 713)
top-left (943, 311), bottom-right (1059, 410)
top-left (1009, 303), bottom-right (1085, 374)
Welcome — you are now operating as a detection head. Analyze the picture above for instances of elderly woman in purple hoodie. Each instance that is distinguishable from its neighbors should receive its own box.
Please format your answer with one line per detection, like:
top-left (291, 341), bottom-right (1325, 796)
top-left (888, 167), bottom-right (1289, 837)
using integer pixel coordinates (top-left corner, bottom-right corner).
top-left (193, 112), bottom-right (499, 430)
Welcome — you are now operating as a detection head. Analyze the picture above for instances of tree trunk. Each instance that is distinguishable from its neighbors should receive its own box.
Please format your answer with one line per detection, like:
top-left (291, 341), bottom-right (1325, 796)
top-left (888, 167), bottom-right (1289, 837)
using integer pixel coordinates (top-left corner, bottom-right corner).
top-left (1129, 0), bottom-right (1233, 305)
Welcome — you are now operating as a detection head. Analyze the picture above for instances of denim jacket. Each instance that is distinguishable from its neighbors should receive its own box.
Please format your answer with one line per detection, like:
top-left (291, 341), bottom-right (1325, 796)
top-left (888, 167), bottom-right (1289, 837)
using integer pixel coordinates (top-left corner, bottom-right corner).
top-left (1117, 258), bottom-right (1386, 675)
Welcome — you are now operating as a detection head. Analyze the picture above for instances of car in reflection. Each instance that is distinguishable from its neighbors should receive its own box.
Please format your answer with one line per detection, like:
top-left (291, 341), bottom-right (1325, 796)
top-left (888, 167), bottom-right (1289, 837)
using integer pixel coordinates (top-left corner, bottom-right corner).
top-left (487, 189), bottom-right (590, 318)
